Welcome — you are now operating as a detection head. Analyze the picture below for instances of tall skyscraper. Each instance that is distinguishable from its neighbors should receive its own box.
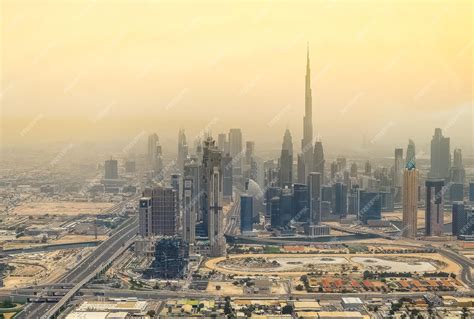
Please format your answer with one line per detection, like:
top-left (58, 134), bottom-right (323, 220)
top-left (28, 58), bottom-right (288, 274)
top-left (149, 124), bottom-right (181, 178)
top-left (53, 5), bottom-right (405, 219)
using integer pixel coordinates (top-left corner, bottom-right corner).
top-left (297, 154), bottom-right (305, 184)
top-left (270, 196), bottom-right (281, 229)
top-left (430, 128), bottom-right (451, 179)
top-left (313, 141), bottom-right (325, 184)
top-left (332, 182), bottom-right (347, 217)
top-left (330, 161), bottom-right (338, 181)
top-left (155, 142), bottom-right (163, 173)
top-left (359, 191), bottom-right (381, 224)
top-left (147, 133), bottom-right (159, 165)
top-left (282, 128), bottom-right (293, 156)
top-left (183, 159), bottom-right (200, 243)
top-left (402, 164), bottom-right (419, 238)
top-left (279, 130), bottom-right (293, 188)
top-left (452, 202), bottom-right (467, 236)
top-left (307, 172), bottom-right (321, 224)
top-left (301, 46), bottom-right (314, 182)
top-left (222, 153), bottom-right (233, 200)
top-left (350, 163), bottom-right (358, 178)
top-left (394, 148), bottom-right (404, 187)
top-left (138, 197), bottom-right (152, 237)
top-left (104, 158), bottom-right (118, 179)
top-left (183, 177), bottom-right (196, 243)
top-left (228, 128), bottom-right (243, 186)
top-left (292, 183), bottom-right (309, 222)
top-left (450, 148), bottom-right (465, 183)
top-left (364, 160), bottom-right (372, 176)
top-left (217, 133), bottom-right (227, 153)
top-left (240, 194), bottom-right (253, 233)
top-left (177, 129), bottom-right (188, 174)
top-left (406, 139), bottom-right (416, 166)
top-left (425, 179), bottom-right (445, 237)
top-left (171, 173), bottom-right (181, 208)
top-left (201, 137), bottom-right (225, 256)
top-left (470, 182), bottom-right (474, 202)
top-left (244, 141), bottom-right (257, 181)
top-left (143, 186), bottom-right (178, 236)
top-left (125, 160), bottom-right (136, 173)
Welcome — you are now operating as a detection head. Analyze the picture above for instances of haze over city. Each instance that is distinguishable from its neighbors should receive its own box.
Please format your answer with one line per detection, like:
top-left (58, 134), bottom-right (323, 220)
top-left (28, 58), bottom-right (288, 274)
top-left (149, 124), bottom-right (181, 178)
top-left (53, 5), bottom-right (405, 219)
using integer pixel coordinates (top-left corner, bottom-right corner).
top-left (0, 1), bottom-right (473, 319)
top-left (1, 1), bottom-right (472, 156)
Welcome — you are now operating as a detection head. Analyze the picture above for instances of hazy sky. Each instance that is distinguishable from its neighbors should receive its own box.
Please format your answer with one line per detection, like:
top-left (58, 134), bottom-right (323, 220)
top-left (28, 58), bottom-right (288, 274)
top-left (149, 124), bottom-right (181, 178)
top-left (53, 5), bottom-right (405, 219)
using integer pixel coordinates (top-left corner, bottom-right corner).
top-left (1, 0), bottom-right (472, 156)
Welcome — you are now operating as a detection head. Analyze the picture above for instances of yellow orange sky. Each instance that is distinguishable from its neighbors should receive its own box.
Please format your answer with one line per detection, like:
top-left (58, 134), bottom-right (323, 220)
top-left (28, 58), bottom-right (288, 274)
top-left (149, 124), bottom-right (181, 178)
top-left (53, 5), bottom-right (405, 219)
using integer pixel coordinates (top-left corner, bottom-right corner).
top-left (1, 0), bottom-right (472, 154)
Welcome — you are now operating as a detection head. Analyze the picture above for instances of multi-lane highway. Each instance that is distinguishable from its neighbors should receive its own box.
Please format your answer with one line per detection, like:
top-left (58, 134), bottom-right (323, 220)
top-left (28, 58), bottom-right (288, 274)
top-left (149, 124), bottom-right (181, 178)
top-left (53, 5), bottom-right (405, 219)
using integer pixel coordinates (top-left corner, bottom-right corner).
top-left (15, 203), bottom-right (139, 319)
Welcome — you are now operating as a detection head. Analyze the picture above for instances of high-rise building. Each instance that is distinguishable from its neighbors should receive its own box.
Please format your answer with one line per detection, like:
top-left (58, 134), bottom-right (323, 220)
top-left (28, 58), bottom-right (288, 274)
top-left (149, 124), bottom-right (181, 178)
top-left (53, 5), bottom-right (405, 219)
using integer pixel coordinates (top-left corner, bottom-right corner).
top-left (406, 139), bottom-right (416, 167)
top-left (244, 141), bottom-right (257, 181)
top-left (307, 172), bottom-right (321, 224)
top-left (154, 142), bottom-right (164, 176)
top-left (359, 191), bottom-right (381, 224)
top-left (330, 161), bottom-right (338, 181)
top-left (292, 183), bottom-right (309, 222)
top-left (265, 186), bottom-right (281, 219)
top-left (450, 183), bottom-right (464, 202)
top-left (138, 197), bottom-right (152, 237)
top-left (470, 182), bottom-right (474, 202)
top-left (144, 238), bottom-right (189, 279)
top-left (264, 160), bottom-right (278, 188)
top-left (333, 182), bottom-right (347, 217)
top-left (177, 129), bottom-right (188, 174)
top-left (350, 163), bottom-right (358, 178)
top-left (201, 137), bottom-right (225, 256)
top-left (313, 141), bottom-right (325, 184)
top-left (270, 196), bottom-right (281, 229)
top-left (217, 133), bottom-right (227, 153)
top-left (425, 179), bottom-right (445, 236)
top-left (104, 158), bottom-right (118, 179)
top-left (148, 133), bottom-right (159, 165)
top-left (143, 186), bottom-right (178, 236)
top-left (402, 164), bottom-right (419, 238)
top-left (429, 128), bottom-right (451, 179)
top-left (280, 188), bottom-right (293, 227)
top-left (279, 129), bottom-right (294, 188)
top-left (228, 128), bottom-right (243, 186)
top-left (183, 177), bottom-right (196, 243)
top-left (452, 202), bottom-right (467, 236)
top-left (453, 148), bottom-right (463, 167)
top-left (184, 158), bottom-right (201, 222)
top-left (348, 186), bottom-right (360, 215)
top-left (364, 160), bottom-right (372, 176)
top-left (394, 148), bottom-right (404, 187)
top-left (222, 153), bottom-right (233, 200)
top-left (171, 173), bottom-right (181, 207)
top-left (195, 139), bottom-right (203, 165)
top-left (245, 141), bottom-right (255, 165)
top-left (450, 148), bottom-right (465, 183)
top-left (125, 160), bottom-right (136, 173)
top-left (240, 194), bottom-right (253, 233)
top-left (297, 154), bottom-right (305, 184)
top-left (301, 46), bottom-right (314, 181)
top-left (282, 129), bottom-right (293, 156)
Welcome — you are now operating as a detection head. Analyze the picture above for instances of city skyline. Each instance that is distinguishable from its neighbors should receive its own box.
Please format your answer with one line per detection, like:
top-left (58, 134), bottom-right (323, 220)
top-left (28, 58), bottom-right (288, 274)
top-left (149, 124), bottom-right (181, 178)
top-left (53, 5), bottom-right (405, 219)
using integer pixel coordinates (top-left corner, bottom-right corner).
top-left (1, 2), bottom-right (474, 318)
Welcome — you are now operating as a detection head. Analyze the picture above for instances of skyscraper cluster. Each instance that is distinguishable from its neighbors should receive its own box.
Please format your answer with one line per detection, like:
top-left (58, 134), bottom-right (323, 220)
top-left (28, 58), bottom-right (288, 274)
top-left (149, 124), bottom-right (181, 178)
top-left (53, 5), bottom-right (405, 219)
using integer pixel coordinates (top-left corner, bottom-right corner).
top-left (137, 49), bottom-right (472, 254)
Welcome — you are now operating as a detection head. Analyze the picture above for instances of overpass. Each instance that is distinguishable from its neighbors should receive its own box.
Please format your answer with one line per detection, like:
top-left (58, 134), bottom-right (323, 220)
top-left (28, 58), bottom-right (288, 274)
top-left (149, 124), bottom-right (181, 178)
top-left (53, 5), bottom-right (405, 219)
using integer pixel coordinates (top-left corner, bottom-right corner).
top-left (14, 197), bottom-right (139, 319)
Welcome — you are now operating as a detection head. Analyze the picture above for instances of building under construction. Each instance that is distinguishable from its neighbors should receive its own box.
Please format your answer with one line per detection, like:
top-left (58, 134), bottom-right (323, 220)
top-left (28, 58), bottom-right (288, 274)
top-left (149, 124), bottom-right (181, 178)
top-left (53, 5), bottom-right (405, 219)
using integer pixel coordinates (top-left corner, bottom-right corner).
top-left (143, 237), bottom-right (189, 279)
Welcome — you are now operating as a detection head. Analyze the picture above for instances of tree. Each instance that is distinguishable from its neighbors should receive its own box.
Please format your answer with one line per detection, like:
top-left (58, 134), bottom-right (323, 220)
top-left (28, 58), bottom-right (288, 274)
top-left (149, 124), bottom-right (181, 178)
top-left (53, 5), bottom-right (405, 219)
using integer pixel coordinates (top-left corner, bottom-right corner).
top-left (282, 305), bottom-right (293, 315)
top-left (147, 310), bottom-right (156, 318)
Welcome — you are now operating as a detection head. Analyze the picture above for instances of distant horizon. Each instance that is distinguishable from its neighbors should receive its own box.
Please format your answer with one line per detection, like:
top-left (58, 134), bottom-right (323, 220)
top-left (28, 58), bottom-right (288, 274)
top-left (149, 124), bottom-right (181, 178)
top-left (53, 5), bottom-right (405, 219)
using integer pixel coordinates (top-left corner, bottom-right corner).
top-left (1, 0), bottom-right (472, 156)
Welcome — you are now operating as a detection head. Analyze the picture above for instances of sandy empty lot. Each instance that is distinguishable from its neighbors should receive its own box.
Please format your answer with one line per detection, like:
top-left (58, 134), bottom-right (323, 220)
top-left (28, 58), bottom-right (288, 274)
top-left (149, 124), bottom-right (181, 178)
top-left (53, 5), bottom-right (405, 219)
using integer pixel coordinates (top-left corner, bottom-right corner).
top-left (11, 201), bottom-right (115, 216)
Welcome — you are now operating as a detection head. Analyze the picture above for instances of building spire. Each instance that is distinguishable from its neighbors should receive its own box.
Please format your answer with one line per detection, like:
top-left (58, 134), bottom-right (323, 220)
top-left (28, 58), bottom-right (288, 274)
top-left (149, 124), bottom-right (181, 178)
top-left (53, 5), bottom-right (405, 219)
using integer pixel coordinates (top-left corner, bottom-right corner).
top-left (301, 44), bottom-right (314, 181)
